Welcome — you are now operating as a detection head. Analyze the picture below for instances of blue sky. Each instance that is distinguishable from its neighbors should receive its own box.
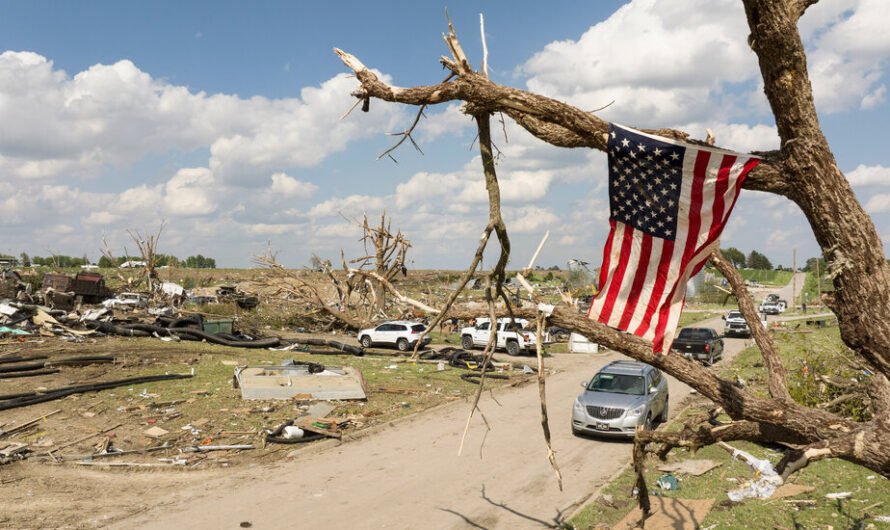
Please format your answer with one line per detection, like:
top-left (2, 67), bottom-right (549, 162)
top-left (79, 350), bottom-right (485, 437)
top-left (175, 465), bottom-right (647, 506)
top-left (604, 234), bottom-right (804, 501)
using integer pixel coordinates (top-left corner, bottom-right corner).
top-left (1, 0), bottom-right (888, 270)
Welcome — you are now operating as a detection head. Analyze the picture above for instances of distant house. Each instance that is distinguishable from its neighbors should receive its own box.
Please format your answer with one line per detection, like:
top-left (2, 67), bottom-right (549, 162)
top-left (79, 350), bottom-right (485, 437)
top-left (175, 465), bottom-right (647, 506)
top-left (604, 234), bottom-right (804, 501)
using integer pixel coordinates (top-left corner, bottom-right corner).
top-left (0, 257), bottom-right (18, 267)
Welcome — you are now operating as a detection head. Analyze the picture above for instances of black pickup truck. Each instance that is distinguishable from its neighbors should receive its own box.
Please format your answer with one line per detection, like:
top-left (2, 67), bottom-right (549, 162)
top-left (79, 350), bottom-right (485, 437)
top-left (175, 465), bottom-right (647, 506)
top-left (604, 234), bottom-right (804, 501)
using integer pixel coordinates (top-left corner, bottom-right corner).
top-left (672, 327), bottom-right (724, 365)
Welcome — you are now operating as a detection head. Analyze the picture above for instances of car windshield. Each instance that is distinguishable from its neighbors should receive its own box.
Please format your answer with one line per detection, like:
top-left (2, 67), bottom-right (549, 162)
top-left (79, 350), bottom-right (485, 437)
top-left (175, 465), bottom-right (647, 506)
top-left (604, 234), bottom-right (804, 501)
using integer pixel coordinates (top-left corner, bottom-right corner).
top-left (411, 324), bottom-right (425, 332)
top-left (678, 328), bottom-right (711, 340)
top-left (728, 311), bottom-right (742, 318)
top-left (587, 373), bottom-right (645, 395)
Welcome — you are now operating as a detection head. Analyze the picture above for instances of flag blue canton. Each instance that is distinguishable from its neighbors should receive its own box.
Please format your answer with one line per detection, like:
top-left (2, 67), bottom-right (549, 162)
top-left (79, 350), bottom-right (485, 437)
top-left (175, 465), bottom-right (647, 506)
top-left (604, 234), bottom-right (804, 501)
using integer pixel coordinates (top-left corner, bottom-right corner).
top-left (608, 124), bottom-right (684, 240)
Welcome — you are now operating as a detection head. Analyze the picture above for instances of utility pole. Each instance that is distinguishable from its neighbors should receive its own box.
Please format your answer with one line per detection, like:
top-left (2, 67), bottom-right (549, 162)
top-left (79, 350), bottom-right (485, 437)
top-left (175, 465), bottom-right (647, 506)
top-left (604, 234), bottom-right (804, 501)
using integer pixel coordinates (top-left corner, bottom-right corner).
top-left (792, 247), bottom-right (797, 309)
top-left (816, 258), bottom-right (822, 306)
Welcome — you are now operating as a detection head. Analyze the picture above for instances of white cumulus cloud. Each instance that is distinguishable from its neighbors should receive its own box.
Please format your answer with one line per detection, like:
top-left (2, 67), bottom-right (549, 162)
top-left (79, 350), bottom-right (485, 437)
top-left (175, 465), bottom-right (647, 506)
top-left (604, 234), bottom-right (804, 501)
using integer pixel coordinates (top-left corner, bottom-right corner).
top-left (847, 164), bottom-right (890, 186)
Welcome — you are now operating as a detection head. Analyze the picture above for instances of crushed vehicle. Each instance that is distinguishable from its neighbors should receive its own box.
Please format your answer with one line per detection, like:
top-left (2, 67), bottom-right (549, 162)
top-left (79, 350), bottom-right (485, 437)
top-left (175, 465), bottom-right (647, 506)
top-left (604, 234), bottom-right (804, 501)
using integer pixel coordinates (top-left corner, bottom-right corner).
top-left (460, 317), bottom-right (537, 356)
top-left (187, 294), bottom-right (218, 305)
top-left (216, 286), bottom-right (259, 309)
top-left (101, 292), bottom-right (150, 310)
top-left (357, 320), bottom-right (431, 351)
top-left (41, 272), bottom-right (113, 304)
top-left (572, 360), bottom-right (669, 437)
top-left (672, 327), bottom-right (724, 365)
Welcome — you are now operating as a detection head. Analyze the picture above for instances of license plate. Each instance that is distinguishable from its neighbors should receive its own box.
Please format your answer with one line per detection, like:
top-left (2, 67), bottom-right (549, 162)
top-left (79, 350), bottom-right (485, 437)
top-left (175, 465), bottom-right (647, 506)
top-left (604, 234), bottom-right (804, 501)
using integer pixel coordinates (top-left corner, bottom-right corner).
top-left (595, 422), bottom-right (609, 431)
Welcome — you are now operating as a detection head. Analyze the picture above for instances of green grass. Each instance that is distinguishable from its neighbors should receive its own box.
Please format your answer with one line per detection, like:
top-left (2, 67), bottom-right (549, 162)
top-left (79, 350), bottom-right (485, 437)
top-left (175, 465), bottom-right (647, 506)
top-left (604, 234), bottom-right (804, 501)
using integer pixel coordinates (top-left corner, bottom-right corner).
top-left (11, 337), bottom-right (522, 458)
top-left (677, 310), bottom-right (722, 328)
top-left (738, 269), bottom-right (793, 286)
top-left (569, 323), bottom-right (887, 529)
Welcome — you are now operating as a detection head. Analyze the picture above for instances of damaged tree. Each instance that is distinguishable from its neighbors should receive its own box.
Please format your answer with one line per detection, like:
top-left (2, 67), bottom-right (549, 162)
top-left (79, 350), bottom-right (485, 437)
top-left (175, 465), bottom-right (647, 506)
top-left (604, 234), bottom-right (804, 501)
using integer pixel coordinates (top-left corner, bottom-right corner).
top-left (127, 222), bottom-right (166, 292)
top-left (334, 0), bottom-right (890, 506)
top-left (258, 212), bottom-right (425, 330)
top-left (351, 213), bottom-right (411, 315)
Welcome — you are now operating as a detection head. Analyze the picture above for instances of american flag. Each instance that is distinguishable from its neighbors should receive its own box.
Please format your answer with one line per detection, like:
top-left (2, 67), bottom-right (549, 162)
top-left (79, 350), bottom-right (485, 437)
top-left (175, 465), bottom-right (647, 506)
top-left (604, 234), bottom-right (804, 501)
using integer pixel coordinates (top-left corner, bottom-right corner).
top-left (587, 123), bottom-right (760, 353)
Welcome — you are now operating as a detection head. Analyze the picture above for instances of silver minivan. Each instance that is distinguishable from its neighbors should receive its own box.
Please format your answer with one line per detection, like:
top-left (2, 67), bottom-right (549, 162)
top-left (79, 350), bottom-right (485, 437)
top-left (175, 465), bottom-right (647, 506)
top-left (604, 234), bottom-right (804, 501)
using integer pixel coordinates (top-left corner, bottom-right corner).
top-left (572, 360), bottom-right (669, 438)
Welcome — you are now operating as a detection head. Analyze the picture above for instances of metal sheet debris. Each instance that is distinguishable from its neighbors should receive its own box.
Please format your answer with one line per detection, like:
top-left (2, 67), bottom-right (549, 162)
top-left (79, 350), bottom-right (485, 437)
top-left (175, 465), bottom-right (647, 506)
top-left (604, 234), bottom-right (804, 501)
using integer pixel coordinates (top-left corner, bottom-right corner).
top-left (657, 459), bottom-right (722, 476)
top-left (235, 365), bottom-right (367, 401)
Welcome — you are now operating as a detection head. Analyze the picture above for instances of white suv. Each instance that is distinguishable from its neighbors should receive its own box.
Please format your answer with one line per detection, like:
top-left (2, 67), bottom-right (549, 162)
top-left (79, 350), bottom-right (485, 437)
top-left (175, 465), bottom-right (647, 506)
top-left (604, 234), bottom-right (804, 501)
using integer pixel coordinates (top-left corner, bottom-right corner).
top-left (460, 317), bottom-right (537, 356)
top-left (358, 321), bottom-right (431, 351)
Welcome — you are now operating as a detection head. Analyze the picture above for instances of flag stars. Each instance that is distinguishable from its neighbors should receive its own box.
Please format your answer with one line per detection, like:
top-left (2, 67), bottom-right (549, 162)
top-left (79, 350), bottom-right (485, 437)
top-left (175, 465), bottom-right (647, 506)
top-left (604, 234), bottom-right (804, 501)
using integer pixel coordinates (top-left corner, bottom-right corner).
top-left (608, 127), bottom-right (683, 240)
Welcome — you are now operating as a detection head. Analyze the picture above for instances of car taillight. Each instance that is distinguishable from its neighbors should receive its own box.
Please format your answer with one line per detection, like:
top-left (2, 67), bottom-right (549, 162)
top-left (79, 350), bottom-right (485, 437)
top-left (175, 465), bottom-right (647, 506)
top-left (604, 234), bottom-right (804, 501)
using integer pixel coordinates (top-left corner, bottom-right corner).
top-left (523, 334), bottom-right (530, 341)
top-left (704, 344), bottom-right (710, 353)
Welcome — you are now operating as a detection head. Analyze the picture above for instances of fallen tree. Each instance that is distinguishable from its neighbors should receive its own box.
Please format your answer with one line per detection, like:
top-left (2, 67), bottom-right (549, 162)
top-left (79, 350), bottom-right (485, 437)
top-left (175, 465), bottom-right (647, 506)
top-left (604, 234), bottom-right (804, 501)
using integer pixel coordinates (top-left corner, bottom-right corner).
top-left (333, 0), bottom-right (890, 510)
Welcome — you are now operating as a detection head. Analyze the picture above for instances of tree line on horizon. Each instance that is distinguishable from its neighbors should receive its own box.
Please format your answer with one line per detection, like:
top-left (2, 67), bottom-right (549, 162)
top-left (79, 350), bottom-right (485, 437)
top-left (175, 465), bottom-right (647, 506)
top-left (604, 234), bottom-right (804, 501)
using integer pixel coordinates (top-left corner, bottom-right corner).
top-left (0, 252), bottom-right (216, 269)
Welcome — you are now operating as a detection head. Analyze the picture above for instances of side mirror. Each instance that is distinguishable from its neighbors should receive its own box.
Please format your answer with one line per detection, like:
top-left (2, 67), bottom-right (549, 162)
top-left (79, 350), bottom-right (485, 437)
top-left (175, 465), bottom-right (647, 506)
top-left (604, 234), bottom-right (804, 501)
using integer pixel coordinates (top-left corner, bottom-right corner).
top-left (580, 380), bottom-right (588, 388)
top-left (649, 387), bottom-right (659, 394)
top-left (721, 315), bottom-right (726, 320)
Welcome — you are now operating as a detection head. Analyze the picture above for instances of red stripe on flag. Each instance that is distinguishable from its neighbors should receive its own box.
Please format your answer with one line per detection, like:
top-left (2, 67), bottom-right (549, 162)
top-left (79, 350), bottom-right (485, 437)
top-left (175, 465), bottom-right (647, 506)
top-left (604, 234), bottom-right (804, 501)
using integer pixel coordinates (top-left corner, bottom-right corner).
top-left (720, 158), bottom-right (759, 227)
top-left (598, 224), bottom-right (635, 324)
top-left (652, 150), bottom-right (710, 352)
top-left (617, 233), bottom-right (653, 330)
top-left (706, 155), bottom-right (733, 242)
top-left (587, 219), bottom-right (618, 319)
top-left (633, 239), bottom-right (675, 338)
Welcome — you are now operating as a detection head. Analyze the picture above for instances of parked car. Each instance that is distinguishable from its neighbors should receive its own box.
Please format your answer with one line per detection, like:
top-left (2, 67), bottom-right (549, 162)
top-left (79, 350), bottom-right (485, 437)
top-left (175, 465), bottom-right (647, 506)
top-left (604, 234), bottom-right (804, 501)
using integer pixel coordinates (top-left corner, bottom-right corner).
top-left (759, 301), bottom-right (782, 315)
top-left (672, 327), bottom-right (724, 365)
top-left (722, 310), bottom-right (767, 338)
top-left (572, 360), bottom-right (669, 438)
top-left (357, 321), bottom-right (431, 351)
top-left (763, 293), bottom-right (787, 311)
top-left (101, 292), bottom-right (149, 310)
top-left (460, 317), bottom-right (537, 355)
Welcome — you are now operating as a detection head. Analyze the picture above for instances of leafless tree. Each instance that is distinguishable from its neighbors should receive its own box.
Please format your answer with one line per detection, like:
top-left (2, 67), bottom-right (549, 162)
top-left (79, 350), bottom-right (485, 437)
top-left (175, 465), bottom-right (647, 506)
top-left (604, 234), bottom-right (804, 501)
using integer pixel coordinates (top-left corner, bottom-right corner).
top-left (257, 212), bottom-right (428, 331)
top-left (351, 213), bottom-right (411, 315)
top-left (127, 221), bottom-right (166, 292)
top-left (333, 0), bottom-right (890, 513)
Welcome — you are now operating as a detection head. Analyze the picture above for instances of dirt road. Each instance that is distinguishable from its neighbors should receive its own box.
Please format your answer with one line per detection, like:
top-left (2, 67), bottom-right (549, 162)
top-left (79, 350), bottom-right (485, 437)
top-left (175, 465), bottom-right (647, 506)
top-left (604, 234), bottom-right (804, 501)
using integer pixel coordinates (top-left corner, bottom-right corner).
top-left (116, 322), bottom-right (749, 530)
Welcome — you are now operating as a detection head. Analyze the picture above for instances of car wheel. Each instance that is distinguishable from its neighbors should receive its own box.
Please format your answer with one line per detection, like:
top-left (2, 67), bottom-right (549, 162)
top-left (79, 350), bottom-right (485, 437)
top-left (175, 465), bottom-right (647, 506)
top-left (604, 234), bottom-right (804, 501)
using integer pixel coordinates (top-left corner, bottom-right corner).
top-left (360, 335), bottom-right (372, 348)
top-left (396, 338), bottom-right (409, 352)
top-left (643, 414), bottom-right (654, 431)
top-left (461, 335), bottom-right (474, 350)
top-left (506, 341), bottom-right (521, 356)
top-left (658, 398), bottom-right (669, 422)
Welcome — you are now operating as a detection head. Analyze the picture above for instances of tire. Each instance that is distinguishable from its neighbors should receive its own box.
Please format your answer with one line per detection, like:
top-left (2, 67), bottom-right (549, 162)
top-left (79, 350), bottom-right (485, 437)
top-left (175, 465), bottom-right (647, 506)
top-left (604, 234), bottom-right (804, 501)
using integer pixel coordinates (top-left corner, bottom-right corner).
top-left (643, 414), bottom-right (653, 431)
top-left (658, 398), bottom-right (669, 422)
top-left (360, 335), bottom-right (372, 348)
top-left (461, 335), bottom-right (474, 350)
top-left (506, 341), bottom-right (521, 356)
top-left (396, 338), bottom-right (409, 352)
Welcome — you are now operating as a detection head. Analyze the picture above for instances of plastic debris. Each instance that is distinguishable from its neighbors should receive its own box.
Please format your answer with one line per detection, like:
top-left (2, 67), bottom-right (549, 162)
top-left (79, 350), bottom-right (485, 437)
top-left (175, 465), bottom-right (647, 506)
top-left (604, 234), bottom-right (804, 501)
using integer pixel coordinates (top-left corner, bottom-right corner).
top-left (656, 473), bottom-right (680, 491)
top-left (719, 442), bottom-right (783, 502)
top-left (282, 426), bottom-right (305, 440)
top-left (825, 492), bottom-right (852, 500)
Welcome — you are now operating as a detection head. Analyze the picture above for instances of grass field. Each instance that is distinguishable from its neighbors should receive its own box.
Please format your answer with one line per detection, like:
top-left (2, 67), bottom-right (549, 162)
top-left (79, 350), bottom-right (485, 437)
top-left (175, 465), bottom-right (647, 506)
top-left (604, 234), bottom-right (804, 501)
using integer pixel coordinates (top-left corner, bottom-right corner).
top-left (738, 269), bottom-right (794, 286)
